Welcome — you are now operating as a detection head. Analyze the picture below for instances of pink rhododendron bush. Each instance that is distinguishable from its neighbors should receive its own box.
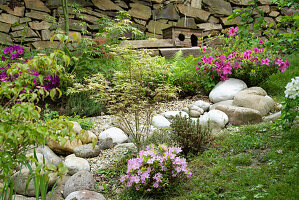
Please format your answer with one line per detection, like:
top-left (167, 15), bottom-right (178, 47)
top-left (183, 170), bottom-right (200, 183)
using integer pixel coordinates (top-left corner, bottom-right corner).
top-left (120, 145), bottom-right (192, 193)
top-left (197, 27), bottom-right (290, 88)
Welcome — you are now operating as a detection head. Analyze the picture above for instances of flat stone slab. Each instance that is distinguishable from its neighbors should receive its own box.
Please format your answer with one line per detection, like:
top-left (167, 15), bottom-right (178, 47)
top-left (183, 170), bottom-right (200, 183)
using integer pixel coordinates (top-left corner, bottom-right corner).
top-left (159, 47), bottom-right (201, 59)
top-left (120, 39), bottom-right (176, 48)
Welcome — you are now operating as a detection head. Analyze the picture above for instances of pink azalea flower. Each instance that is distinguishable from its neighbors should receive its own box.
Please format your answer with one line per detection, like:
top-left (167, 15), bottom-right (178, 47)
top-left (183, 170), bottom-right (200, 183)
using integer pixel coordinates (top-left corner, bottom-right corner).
top-left (261, 58), bottom-right (270, 65)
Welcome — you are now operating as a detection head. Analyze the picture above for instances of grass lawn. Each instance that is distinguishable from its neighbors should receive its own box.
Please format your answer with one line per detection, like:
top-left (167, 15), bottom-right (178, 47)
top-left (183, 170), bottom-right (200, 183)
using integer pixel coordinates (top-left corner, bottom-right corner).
top-left (114, 122), bottom-right (298, 200)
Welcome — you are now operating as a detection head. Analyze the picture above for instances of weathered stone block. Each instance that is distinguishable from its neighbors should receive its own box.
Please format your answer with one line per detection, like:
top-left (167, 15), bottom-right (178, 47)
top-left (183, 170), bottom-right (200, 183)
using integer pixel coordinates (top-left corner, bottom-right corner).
top-left (41, 29), bottom-right (53, 40)
top-left (11, 24), bottom-right (26, 31)
top-left (0, 32), bottom-right (12, 45)
top-left (25, 10), bottom-right (51, 21)
top-left (177, 17), bottom-right (197, 29)
top-left (129, 3), bottom-right (152, 20)
top-left (191, 0), bottom-right (202, 9)
top-left (24, 0), bottom-right (50, 13)
top-left (115, 0), bottom-right (128, 8)
top-left (152, 3), bottom-right (179, 21)
top-left (0, 13), bottom-right (19, 24)
top-left (29, 21), bottom-right (51, 30)
top-left (208, 16), bottom-right (220, 24)
top-left (269, 11), bottom-right (279, 17)
top-left (177, 4), bottom-right (210, 22)
top-left (0, 5), bottom-right (25, 17)
top-left (147, 20), bottom-right (172, 35)
top-left (19, 17), bottom-right (32, 23)
top-left (0, 22), bottom-right (11, 33)
top-left (77, 13), bottom-right (100, 24)
top-left (197, 23), bottom-right (222, 31)
top-left (11, 27), bottom-right (38, 38)
top-left (92, 0), bottom-right (122, 11)
top-left (203, 0), bottom-right (232, 16)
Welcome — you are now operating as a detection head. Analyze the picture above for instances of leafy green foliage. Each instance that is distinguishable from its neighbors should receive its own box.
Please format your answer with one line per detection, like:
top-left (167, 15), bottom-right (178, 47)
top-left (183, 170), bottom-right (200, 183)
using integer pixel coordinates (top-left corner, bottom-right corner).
top-left (261, 53), bottom-right (299, 96)
top-left (64, 92), bottom-right (105, 117)
top-left (0, 52), bottom-right (76, 194)
top-left (170, 115), bottom-right (210, 155)
top-left (167, 51), bottom-right (202, 96)
top-left (164, 123), bottom-right (299, 200)
top-left (97, 11), bottom-right (145, 45)
top-left (228, 0), bottom-right (298, 54)
top-left (66, 114), bottom-right (95, 130)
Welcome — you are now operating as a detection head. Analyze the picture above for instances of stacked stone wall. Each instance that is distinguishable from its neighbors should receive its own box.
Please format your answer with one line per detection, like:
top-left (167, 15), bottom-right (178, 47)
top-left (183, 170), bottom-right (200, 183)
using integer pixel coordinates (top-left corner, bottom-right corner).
top-left (0, 0), bottom-right (295, 49)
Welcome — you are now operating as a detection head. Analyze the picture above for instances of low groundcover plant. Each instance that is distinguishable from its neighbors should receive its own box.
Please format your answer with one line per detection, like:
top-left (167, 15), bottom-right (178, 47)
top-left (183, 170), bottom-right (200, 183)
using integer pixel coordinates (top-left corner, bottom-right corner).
top-left (120, 144), bottom-right (192, 193)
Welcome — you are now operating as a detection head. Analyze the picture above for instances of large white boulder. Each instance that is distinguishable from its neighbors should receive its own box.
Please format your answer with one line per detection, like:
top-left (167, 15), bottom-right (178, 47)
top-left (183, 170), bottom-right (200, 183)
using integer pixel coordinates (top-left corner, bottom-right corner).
top-left (209, 78), bottom-right (247, 103)
top-left (152, 115), bottom-right (171, 127)
top-left (199, 110), bottom-right (229, 132)
top-left (98, 127), bottom-right (128, 144)
top-left (65, 190), bottom-right (106, 200)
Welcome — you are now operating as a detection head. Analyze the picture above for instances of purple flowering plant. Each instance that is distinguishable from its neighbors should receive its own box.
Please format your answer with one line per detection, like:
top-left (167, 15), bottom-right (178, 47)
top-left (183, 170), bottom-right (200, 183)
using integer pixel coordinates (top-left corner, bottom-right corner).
top-left (1, 49), bottom-right (69, 104)
top-left (120, 144), bottom-right (192, 193)
top-left (1, 45), bottom-right (62, 92)
top-left (197, 27), bottom-right (290, 88)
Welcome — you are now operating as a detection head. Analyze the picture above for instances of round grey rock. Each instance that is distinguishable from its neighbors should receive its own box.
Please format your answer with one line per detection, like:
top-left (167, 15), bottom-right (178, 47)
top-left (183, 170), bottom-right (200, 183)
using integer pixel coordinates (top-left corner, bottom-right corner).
top-left (74, 138), bottom-right (113, 158)
top-left (210, 100), bottom-right (233, 110)
top-left (64, 154), bottom-right (90, 175)
top-left (37, 145), bottom-right (62, 166)
top-left (74, 144), bottom-right (102, 158)
top-left (162, 111), bottom-right (189, 119)
top-left (63, 171), bottom-right (96, 198)
top-left (194, 100), bottom-right (210, 111)
top-left (13, 168), bottom-right (57, 197)
top-left (71, 121), bottom-right (83, 134)
top-left (65, 190), bottom-right (106, 200)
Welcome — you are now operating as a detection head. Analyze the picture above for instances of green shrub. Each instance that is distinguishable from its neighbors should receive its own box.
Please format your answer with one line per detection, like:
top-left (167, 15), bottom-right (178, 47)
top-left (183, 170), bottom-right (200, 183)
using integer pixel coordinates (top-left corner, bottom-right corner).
top-left (110, 47), bottom-right (177, 106)
top-left (170, 115), bottom-right (210, 155)
top-left (0, 52), bottom-right (76, 186)
top-left (66, 114), bottom-right (95, 130)
top-left (261, 53), bottom-right (299, 96)
top-left (97, 11), bottom-right (145, 45)
top-left (64, 92), bottom-right (104, 117)
top-left (167, 51), bottom-right (202, 96)
top-left (143, 128), bottom-right (179, 148)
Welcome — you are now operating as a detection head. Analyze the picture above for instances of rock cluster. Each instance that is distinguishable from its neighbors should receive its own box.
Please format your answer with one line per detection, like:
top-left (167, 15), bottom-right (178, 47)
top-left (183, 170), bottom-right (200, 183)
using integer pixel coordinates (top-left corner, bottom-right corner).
top-left (0, 0), bottom-right (292, 48)
top-left (152, 78), bottom-right (279, 132)
top-left (9, 78), bottom-right (281, 199)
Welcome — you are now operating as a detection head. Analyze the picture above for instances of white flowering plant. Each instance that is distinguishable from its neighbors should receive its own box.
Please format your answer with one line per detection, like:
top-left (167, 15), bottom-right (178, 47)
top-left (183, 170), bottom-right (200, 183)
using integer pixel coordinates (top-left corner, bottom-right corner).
top-left (120, 144), bottom-right (192, 193)
top-left (277, 77), bottom-right (299, 131)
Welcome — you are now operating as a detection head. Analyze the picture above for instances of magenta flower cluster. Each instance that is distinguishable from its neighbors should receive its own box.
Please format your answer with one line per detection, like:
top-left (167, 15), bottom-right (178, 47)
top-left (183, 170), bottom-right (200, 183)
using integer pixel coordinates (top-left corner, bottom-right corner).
top-left (227, 26), bottom-right (239, 37)
top-left (196, 47), bottom-right (290, 81)
top-left (0, 45), bottom-right (60, 90)
top-left (120, 144), bottom-right (192, 192)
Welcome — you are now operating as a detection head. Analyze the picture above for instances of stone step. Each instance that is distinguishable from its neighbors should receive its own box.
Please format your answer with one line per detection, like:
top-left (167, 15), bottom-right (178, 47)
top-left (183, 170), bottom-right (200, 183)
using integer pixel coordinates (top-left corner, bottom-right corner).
top-left (159, 47), bottom-right (201, 59)
top-left (120, 39), bottom-right (177, 48)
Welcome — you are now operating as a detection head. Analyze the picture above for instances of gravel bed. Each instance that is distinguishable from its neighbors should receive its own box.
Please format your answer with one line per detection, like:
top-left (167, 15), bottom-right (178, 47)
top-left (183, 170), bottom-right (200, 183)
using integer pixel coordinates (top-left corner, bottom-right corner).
top-left (86, 96), bottom-right (209, 175)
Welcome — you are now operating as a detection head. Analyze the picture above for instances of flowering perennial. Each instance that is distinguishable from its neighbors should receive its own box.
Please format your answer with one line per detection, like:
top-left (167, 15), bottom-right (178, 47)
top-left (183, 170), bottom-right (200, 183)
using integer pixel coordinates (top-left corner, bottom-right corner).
top-left (196, 30), bottom-right (290, 82)
top-left (285, 77), bottom-right (299, 100)
top-left (120, 144), bottom-right (192, 192)
top-left (0, 45), bottom-right (60, 90)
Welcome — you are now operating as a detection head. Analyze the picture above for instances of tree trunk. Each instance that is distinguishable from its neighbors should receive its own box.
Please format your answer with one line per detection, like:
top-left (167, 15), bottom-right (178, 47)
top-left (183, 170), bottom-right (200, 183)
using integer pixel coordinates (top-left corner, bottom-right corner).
top-left (61, 0), bottom-right (69, 35)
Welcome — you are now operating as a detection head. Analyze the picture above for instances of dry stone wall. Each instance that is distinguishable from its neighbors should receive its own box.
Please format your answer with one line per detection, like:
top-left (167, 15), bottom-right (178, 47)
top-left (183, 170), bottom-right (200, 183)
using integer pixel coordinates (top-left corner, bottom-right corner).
top-left (0, 0), bottom-right (292, 49)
